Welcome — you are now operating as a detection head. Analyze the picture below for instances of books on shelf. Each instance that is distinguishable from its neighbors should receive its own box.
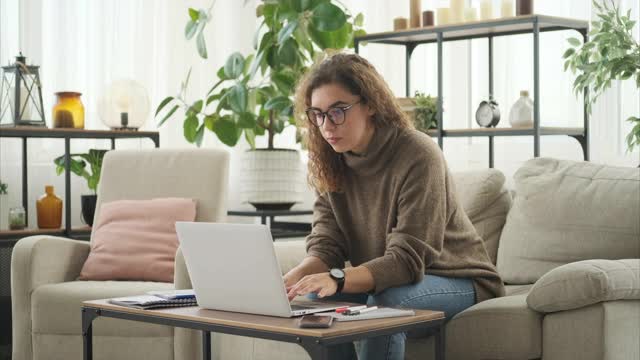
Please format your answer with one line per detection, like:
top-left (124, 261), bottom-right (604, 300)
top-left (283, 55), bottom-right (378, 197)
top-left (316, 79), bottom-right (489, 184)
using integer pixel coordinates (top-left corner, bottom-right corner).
top-left (108, 294), bottom-right (197, 310)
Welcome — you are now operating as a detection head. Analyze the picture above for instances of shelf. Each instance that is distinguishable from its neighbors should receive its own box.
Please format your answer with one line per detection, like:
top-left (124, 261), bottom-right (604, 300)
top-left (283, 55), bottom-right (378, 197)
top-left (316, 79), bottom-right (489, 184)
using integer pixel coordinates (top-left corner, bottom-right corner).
top-left (0, 126), bottom-right (159, 141)
top-left (424, 126), bottom-right (585, 137)
top-left (356, 15), bottom-right (588, 45)
top-left (0, 226), bottom-right (91, 243)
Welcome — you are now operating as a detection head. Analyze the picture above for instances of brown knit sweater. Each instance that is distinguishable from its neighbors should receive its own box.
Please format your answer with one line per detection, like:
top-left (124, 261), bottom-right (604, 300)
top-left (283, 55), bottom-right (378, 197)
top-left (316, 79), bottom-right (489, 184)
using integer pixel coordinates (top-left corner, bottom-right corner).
top-left (306, 125), bottom-right (505, 303)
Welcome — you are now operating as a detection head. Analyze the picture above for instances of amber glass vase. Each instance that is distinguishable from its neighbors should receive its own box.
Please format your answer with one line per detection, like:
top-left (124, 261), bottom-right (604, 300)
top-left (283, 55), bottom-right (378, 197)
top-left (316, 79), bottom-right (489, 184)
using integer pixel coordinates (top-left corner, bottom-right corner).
top-left (37, 185), bottom-right (63, 229)
top-left (53, 92), bottom-right (85, 129)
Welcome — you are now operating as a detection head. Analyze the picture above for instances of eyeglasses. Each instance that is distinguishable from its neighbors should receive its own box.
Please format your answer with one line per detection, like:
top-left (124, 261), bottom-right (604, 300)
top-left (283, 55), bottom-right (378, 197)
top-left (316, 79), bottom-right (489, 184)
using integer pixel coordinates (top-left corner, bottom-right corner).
top-left (305, 100), bottom-right (361, 127)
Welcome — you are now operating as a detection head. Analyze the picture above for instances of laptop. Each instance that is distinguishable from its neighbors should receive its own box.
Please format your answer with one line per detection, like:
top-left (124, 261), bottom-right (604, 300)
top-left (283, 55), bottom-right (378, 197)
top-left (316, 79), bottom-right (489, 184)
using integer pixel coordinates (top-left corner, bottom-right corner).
top-left (175, 222), bottom-right (349, 317)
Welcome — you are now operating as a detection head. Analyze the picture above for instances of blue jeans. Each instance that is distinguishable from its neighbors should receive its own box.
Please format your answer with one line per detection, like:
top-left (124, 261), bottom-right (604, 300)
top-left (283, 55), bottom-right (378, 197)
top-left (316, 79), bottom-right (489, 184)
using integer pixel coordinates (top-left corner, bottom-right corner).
top-left (308, 274), bottom-right (475, 360)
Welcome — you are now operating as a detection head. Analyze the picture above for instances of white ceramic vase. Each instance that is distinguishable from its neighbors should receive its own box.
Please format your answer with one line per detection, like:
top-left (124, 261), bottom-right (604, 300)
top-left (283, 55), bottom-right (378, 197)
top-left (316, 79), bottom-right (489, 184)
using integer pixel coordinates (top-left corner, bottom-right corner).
top-left (241, 149), bottom-right (305, 209)
top-left (509, 90), bottom-right (534, 128)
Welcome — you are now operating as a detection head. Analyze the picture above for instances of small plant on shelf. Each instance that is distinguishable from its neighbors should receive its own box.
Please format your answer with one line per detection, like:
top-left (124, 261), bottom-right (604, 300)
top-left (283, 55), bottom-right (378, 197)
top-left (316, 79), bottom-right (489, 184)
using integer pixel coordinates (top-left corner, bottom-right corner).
top-left (53, 149), bottom-right (107, 193)
top-left (413, 91), bottom-right (438, 132)
top-left (0, 181), bottom-right (7, 195)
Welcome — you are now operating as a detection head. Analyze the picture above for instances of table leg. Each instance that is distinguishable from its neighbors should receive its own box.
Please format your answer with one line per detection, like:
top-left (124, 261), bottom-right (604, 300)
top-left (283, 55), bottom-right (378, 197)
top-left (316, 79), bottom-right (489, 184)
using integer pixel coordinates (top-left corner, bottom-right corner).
top-left (299, 339), bottom-right (329, 360)
top-left (435, 324), bottom-right (445, 360)
top-left (82, 308), bottom-right (99, 360)
top-left (202, 331), bottom-right (211, 360)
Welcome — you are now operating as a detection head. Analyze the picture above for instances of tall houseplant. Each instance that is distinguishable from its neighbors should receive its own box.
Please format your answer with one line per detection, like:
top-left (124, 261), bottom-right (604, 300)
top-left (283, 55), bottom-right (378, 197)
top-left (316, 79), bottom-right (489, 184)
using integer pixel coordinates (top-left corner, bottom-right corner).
top-left (156, 0), bottom-right (365, 208)
top-left (53, 149), bottom-right (107, 226)
top-left (563, 0), bottom-right (640, 153)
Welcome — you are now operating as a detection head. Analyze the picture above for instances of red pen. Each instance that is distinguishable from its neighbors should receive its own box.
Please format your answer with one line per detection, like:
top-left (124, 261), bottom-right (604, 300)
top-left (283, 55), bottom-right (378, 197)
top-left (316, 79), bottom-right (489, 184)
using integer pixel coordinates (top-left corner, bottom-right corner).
top-left (335, 307), bottom-right (349, 313)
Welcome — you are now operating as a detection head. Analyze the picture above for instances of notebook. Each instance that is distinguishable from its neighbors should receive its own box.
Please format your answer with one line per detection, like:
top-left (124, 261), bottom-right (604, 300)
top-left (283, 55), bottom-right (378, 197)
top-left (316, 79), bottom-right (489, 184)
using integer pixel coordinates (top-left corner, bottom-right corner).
top-left (317, 307), bottom-right (416, 322)
top-left (108, 295), bottom-right (198, 310)
top-left (146, 289), bottom-right (196, 300)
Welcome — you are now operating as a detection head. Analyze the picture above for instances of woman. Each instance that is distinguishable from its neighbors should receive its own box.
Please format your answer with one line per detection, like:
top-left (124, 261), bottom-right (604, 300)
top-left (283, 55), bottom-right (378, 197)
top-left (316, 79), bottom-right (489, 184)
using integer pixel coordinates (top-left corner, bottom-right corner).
top-left (285, 53), bottom-right (505, 360)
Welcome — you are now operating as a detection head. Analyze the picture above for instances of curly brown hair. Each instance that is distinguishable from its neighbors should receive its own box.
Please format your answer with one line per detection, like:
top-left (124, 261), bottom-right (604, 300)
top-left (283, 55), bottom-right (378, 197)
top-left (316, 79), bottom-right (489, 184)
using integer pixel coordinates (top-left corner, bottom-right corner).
top-left (294, 52), bottom-right (414, 194)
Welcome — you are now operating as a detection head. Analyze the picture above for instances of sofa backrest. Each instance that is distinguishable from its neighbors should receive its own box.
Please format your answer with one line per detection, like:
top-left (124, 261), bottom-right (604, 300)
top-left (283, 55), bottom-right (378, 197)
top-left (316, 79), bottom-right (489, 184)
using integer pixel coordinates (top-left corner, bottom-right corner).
top-left (452, 169), bottom-right (512, 265)
top-left (496, 157), bottom-right (640, 285)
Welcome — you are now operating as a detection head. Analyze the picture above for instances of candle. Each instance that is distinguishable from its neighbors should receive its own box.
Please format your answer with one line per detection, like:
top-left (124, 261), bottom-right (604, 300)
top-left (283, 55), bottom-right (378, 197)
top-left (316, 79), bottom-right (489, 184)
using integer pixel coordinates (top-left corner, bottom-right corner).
top-left (450, 0), bottom-right (465, 23)
top-left (464, 7), bottom-right (478, 22)
top-left (394, 17), bottom-right (409, 30)
top-left (501, 0), bottom-right (514, 18)
top-left (516, 0), bottom-right (533, 15)
top-left (437, 8), bottom-right (450, 26)
top-left (480, 0), bottom-right (493, 20)
top-left (410, 0), bottom-right (422, 28)
top-left (422, 10), bottom-right (435, 26)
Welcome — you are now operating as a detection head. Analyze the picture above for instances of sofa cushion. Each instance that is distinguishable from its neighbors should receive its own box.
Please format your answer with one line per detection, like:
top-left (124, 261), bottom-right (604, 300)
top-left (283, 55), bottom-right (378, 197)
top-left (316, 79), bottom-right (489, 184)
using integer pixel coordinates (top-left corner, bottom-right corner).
top-left (445, 294), bottom-right (542, 360)
top-left (452, 169), bottom-right (512, 264)
top-left (32, 280), bottom-right (174, 335)
top-left (79, 198), bottom-right (196, 282)
top-left (527, 259), bottom-right (640, 313)
top-left (496, 157), bottom-right (640, 284)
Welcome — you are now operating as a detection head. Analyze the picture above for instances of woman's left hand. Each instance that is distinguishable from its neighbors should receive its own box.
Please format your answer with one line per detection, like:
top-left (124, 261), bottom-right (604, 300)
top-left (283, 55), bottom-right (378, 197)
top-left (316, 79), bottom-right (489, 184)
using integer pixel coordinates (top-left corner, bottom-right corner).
top-left (287, 273), bottom-right (337, 301)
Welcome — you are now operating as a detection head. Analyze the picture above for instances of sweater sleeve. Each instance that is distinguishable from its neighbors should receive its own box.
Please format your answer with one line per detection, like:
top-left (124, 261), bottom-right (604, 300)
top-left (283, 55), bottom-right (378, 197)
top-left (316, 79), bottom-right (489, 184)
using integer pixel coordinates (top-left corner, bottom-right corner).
top-left (305, 192), bottom-right (349, 270)
top-left (361, 150), bottom-right (449, 294)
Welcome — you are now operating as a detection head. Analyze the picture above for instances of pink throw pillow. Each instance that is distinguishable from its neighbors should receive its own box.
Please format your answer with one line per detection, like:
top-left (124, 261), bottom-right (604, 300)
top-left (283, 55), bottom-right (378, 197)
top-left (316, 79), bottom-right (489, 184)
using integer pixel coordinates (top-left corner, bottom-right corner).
top-left (79, 198), bottom-right (197, 282)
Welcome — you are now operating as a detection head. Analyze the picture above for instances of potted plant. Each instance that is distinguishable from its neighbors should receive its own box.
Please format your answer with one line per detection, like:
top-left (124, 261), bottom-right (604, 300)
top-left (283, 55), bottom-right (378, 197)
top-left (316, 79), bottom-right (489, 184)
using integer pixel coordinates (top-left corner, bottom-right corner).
top-left (155, 0), bottom-right (365, 209)
top-left (397, 91), bottom-right (439, 133)
top-left (53, 149), bottom-right (107, 226)
top-left (0, 180), bottom-right (7, 229)
top-left (563, 0), bottom-right (640, 154)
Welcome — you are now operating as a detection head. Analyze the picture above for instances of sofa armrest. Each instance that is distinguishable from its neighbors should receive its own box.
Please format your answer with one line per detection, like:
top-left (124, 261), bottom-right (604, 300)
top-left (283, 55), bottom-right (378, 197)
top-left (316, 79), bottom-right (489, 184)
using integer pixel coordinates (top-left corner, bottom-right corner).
top-left (274, 240), bottom-right (307, 275)
top-left (526, 259), bottom-right (640, 313)
top-left (11, 235), bottom-right (90, 360)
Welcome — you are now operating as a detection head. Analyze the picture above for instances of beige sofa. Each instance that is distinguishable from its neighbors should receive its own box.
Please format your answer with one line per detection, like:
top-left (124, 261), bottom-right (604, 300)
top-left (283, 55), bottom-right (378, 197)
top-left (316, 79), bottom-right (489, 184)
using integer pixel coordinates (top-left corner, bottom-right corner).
top-left (173, 157), bottom-right (639, 360)
top-left (12, 156), bottom-right (639, 360)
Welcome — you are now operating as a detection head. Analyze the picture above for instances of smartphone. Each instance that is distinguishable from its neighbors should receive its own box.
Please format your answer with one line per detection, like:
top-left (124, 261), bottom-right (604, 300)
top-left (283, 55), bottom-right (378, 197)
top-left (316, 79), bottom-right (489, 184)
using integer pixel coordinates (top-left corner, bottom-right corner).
top-left (298, 315), bottom-right (334, 328)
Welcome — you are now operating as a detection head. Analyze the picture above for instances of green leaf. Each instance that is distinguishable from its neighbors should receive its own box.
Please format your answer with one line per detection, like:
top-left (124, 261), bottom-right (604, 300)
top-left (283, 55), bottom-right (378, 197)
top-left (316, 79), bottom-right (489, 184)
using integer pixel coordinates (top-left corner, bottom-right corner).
top-left (185, 20), bottom-right (198, 40)
top-left (237, 112), bottom-right (257, 128)
top-left (308, 21), bottom-right (352, 49)
top-left (249, 51), bottom-right (264, 79)
top-left (196, 31), bottom-right (208, 59)
top-left (216, 66), bottom-right (229, 80)
top-left (157, 105), bottom-right (180, 127)
top-left (244, 128), bottom-right (256, 149)
top-left (272, 70), bottom-right (297, 93)
top-left (189, 100), bottom-right (204, 115)
top-left (311, 2), bottom-right (346, 32)
top-left (188, 8), bottom-right (199, 21)
top-left (562, 48), bottom-right (575, 59)
top-left (278, 19), bottom-right (299, 44)
top-left (354, 13), bottom-right (364, 27)
top-left (567, 37), bottom-right (581, 47)
top-left (183, 115), bottom-right (199, 143)
top-left (155, 96), bottom-right (174, 117)
top-left (224, 52), bottom-right (245, 79)
top-left (277, 38), bottom-right (298, 66)
top-left (195, 124), bottom-right (205, 147)
top-left (243, 54), bottom-right (255, 75)
top-left (264, 96), bottom-right (291, 111)
top-left (228, 84), bottom-right (248, 113)
top-left (204, 114), bottom-right (217, 131)
top-left (213, 115), bottom-right (241, 147)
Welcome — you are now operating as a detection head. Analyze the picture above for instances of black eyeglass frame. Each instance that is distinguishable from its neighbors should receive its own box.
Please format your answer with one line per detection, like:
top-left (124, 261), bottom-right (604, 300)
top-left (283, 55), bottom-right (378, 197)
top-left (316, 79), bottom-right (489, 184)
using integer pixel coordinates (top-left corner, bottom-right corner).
top-left (305, 100), bottom-right (361, 127)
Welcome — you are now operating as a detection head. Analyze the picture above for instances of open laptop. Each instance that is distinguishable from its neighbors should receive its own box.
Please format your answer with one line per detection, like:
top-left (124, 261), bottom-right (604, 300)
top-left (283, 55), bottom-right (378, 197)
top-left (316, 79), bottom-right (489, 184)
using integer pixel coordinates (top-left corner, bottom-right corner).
top-left (175, 222), bottom-right (349, 317)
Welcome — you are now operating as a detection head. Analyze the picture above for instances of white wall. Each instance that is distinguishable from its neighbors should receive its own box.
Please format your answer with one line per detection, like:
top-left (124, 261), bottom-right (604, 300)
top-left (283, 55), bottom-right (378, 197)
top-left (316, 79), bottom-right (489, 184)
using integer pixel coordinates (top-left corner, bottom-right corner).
top-left (0, 0), bottom-right (638, 229)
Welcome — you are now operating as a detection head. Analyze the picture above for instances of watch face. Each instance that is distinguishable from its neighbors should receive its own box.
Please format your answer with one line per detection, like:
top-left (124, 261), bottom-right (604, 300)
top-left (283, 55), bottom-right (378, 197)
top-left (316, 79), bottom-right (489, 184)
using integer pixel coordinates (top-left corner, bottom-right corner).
top-left (330, 268), bottom-right (345, 279)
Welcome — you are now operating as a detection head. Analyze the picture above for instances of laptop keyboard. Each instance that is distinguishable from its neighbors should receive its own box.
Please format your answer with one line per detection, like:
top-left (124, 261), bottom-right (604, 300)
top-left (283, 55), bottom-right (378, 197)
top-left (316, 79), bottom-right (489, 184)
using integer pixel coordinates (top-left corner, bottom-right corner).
top-left (290, 304), bottom-right (314, 311)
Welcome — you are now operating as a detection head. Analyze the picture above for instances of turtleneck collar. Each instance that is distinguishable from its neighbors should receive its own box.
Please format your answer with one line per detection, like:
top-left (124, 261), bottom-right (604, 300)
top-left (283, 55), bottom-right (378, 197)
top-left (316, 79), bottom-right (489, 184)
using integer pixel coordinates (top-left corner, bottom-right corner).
top-left (342, 124), bottom-right (399, 176)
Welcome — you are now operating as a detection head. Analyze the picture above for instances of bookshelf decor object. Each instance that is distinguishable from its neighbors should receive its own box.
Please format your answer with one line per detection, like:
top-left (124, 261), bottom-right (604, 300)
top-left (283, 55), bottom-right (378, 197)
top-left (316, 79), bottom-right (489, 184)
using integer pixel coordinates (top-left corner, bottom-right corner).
top-left (354, 15), bottom-right (590, 167)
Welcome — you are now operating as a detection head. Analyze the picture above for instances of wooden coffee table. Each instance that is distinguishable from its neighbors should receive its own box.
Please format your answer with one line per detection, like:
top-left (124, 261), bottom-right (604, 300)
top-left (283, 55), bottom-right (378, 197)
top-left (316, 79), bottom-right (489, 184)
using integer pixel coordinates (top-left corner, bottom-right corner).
top-left (81, 300), bottom-right (446, 360)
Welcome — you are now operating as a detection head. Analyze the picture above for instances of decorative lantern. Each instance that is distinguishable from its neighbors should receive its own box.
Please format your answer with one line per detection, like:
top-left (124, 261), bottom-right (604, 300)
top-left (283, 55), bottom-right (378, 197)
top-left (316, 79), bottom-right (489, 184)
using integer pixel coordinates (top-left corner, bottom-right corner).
top-left (0, 52), bottom-right (46, 127)
top-left (98, 79), bottom-right (150, 131)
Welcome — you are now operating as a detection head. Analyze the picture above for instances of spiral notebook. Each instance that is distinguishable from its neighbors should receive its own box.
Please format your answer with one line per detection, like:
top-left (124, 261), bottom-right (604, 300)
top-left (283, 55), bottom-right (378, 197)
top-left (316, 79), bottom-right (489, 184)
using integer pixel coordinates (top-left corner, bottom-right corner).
top-left (108, 295), bottom-right (198, 310)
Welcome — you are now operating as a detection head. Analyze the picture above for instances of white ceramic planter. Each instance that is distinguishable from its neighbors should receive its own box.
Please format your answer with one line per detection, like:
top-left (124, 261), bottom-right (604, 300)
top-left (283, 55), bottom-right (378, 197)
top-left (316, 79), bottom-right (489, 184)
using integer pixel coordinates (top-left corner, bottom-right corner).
top-left (241, 149), bottom-right (305, 209)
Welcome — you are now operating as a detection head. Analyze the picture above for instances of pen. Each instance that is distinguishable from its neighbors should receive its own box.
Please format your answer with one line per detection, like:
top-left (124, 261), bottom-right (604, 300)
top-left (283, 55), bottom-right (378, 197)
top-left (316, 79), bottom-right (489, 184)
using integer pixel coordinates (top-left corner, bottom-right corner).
top-left (337, 305), bottom-right (367, 314)
top-left (345, 306), bottom-right (378, 316)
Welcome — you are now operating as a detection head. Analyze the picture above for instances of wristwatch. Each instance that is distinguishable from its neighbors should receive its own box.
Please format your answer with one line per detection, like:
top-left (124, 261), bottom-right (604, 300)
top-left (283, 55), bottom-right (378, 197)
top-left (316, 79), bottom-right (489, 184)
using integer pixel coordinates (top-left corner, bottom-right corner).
top-left (329, 268), bottom-right (345, 293)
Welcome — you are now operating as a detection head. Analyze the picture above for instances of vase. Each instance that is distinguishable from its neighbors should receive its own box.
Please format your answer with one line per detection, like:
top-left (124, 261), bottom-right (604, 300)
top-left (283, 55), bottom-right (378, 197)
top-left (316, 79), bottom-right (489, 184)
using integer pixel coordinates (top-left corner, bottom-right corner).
top-left (509, 90), bottom-right (534, 128)
top-left (9, 206), bottom-right (26, 230)
top-left (53, 92), bottom-right (85, 129)
top-left (37, 185), bottom-right (63, 229)
top-left (410, 0), bottom-right (422, 28)
top-left (81, 194), bottom-right (97, 227)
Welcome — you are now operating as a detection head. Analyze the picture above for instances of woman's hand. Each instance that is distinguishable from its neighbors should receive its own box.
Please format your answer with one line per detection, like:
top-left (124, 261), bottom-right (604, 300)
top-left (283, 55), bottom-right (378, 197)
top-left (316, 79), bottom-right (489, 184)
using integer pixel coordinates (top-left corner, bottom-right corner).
top-left (286, 273), bottom-right (337, 301)
top-left (283, 267), bottom-right (305, 290)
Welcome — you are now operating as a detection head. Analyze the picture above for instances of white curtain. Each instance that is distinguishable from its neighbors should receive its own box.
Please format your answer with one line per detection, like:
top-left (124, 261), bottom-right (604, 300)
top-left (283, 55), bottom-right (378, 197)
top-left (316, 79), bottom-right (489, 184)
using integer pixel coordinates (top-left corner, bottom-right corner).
top-left (1, 0), bottom-right (638, 228)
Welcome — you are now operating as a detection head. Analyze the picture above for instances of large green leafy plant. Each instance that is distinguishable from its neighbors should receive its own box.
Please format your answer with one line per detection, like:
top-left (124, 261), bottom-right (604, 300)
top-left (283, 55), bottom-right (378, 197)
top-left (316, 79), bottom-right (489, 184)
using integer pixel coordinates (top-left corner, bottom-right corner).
top-left (563, 0), bottom-right (640, 152)
top-left (156, 0), bottom-right (365, 149)
top-left (54, 149), bottom-right (107, 194)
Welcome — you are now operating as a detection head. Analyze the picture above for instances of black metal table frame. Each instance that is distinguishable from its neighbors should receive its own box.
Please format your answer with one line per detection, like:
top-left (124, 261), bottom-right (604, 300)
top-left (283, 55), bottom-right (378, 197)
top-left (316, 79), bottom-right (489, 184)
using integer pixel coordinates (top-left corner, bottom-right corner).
top-left (227, 209), bottom-right (313, 239)
top-left (81, 306), bottom-right (445, 360)
top-left (354, 15), bottom-right (590, 168)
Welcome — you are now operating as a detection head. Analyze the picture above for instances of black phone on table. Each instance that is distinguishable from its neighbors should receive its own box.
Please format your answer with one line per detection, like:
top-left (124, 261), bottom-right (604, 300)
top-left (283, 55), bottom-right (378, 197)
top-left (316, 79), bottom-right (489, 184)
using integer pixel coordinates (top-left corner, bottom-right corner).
top-left (298, 315), bottom-right (334, 328)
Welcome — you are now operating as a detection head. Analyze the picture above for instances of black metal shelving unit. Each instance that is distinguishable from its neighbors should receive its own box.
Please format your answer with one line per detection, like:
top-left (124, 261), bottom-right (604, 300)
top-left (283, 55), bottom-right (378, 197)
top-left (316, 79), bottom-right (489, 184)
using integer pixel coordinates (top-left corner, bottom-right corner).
top-left (354, 14), bottom-right (590, 167)
top-left (227, 209), bottom-right (312, 239)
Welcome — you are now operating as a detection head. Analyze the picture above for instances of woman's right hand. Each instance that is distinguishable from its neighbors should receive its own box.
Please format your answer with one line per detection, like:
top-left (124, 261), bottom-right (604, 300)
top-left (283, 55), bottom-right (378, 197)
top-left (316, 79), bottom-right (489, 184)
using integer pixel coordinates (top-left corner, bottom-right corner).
top-left (283, 267), bottom-right (305, 292)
